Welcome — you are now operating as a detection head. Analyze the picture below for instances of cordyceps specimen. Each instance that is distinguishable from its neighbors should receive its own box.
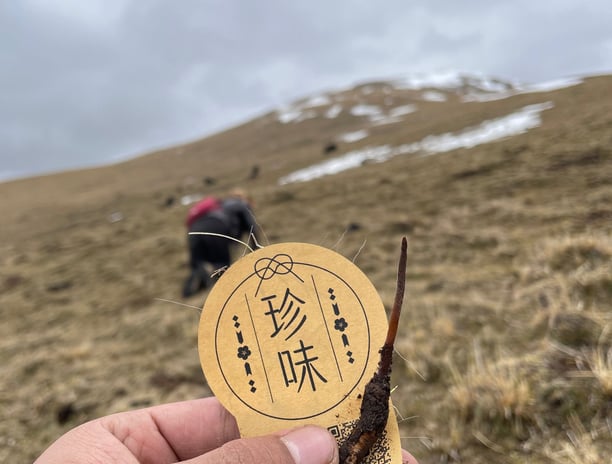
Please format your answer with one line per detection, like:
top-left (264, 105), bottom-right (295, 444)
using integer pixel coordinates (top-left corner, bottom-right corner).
top-left (339, 237), bottom-right (408, 464)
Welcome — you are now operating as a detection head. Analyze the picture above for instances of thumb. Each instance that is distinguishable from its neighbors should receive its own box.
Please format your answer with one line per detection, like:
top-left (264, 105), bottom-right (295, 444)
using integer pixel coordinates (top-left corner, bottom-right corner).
top-left (185, 425), bottom-right (339, 464)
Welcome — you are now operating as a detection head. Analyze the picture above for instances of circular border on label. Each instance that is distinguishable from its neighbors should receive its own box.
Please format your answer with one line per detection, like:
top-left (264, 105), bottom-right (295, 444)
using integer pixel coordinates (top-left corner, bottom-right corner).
top-left (213, 261), bottom-right (371, 420)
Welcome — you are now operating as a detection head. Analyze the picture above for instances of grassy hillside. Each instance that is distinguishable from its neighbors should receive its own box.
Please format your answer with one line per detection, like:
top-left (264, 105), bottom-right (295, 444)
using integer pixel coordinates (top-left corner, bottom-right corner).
top-left (1, 74), bottom-right (611, 463)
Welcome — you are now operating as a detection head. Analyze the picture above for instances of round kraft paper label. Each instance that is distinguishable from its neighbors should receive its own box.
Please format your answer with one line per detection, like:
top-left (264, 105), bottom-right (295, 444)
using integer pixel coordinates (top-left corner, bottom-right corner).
top-left (198, 242), bottom-right (401, 463)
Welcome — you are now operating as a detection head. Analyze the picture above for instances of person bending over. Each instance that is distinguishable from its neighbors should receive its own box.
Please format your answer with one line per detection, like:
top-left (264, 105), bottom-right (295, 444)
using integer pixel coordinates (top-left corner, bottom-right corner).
top-left (183, 189), bottom-right (259, 297)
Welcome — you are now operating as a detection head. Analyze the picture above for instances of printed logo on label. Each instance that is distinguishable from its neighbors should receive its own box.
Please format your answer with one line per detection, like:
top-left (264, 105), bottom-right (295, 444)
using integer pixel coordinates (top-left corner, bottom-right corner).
top-left (213, 252), bottom-right (372, 419)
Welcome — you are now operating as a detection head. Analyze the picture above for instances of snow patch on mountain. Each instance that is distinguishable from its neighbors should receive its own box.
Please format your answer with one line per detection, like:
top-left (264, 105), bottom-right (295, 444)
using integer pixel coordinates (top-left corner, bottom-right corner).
top-left (338, 130), bottom-right (369, 143)
top-left (392, 70), bottom-right (512, 93)
top-left (463, 77), bottom-right (583, 102)
top-left (350, 104), bottom-right (381, 117)
top-left (279, 102), bottom-right (553, 184)
top-left (389, 104), bottom-right (418, 117)
top-left (421, 91), bottom-right (447, 102)
top-left (325, 104), bottom-right (342, 119)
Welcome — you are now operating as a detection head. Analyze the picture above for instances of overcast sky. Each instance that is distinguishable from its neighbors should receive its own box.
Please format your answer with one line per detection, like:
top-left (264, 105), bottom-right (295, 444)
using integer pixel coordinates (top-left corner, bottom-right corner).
top-left (1, 1), bottom-right (611, 182)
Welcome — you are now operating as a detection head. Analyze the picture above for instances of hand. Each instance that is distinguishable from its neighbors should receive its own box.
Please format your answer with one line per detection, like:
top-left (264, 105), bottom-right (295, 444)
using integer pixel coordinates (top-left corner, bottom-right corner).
top-left (34, 396), bottom-right (418, 464)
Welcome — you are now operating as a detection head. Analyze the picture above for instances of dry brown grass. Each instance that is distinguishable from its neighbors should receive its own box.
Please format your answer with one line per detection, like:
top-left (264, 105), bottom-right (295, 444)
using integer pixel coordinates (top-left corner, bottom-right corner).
top-left (544, 413), bottom-right (612, 464)
top-left (448, 347), bottom-right (536, 430)
top-left (584, 345), bottom-right (612, 396)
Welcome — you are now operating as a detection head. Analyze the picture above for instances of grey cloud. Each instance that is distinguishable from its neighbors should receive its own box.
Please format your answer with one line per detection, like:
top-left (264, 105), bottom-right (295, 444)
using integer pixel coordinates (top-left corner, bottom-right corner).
top-left (1, 0), bottom-right (611, 180)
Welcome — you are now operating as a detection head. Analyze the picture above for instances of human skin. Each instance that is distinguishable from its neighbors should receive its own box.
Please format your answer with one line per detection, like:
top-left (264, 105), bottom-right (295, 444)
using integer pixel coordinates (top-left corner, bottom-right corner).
top-left (34, 397), bottom-right (418, 464)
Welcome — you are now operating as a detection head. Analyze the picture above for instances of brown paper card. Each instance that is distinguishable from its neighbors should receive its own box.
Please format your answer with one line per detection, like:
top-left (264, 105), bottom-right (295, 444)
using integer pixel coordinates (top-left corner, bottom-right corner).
top-left (199, 242), bottom-right (401, 463)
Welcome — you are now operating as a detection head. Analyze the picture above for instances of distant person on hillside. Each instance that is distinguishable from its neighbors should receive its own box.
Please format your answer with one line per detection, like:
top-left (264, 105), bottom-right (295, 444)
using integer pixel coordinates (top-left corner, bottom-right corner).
top-left (182, 189), bottom-right (259, 297)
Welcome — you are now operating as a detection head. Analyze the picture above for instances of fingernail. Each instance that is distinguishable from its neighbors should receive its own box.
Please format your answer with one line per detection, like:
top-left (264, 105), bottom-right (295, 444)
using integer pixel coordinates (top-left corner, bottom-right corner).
top-left (281, 426), bottom-right (338, 464)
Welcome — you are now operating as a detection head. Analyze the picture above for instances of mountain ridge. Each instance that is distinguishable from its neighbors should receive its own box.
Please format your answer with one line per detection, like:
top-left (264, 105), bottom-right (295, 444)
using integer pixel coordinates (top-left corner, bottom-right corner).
top-left (0, 70), bottom-right (600, 186)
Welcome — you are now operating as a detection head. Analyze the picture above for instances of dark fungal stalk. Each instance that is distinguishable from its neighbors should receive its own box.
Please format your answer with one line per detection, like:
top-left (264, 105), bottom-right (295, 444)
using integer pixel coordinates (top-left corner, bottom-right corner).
top-left (339, 237), bottom-right (408, 464)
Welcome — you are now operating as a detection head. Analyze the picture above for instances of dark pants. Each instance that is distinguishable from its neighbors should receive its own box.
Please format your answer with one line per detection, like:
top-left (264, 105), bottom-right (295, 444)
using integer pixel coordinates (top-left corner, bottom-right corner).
top-left (183, 216), bottom-right (231, 297)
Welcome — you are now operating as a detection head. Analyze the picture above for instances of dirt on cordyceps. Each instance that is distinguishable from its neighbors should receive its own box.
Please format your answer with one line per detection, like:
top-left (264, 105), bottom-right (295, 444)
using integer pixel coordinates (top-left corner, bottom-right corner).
top-left (1, 74), bottom-right (612, 464)
top-left (339, 371), bottom-right (391, 464)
